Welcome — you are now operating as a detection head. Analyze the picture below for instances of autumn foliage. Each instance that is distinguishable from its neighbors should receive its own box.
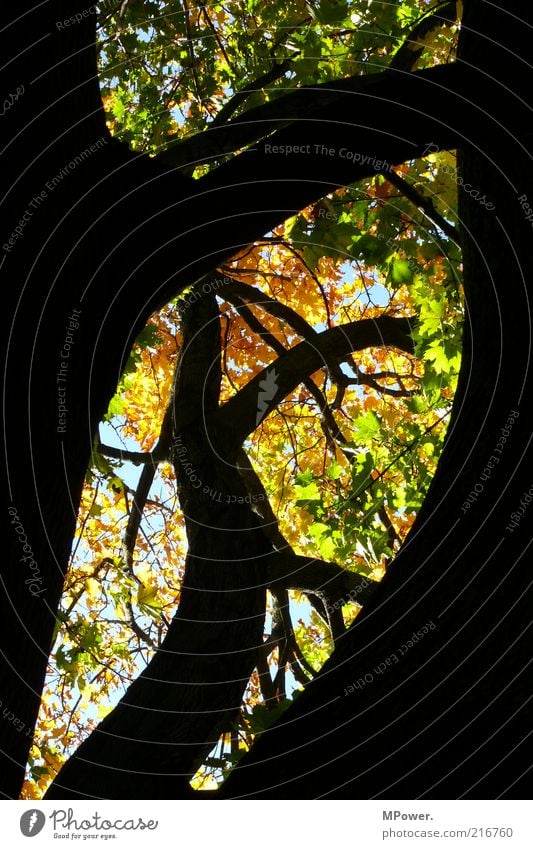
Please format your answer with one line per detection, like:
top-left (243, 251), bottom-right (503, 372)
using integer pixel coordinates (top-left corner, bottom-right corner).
top-left (20, 0), bottom-right (465, 797)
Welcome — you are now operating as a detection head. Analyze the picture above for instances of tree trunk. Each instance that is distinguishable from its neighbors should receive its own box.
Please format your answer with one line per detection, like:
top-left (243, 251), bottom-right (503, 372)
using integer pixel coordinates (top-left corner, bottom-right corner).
top-left (44, 289), bottom-right (271, 798)
top-left (220, 0), bottom-right (533, 799)
top-left (2, 0), bottom-right (530, 800)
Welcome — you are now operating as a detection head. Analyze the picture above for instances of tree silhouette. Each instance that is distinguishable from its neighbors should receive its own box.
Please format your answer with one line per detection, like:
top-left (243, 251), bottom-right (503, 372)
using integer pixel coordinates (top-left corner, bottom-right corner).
top-left (1, 0), bottom-right (531, 799)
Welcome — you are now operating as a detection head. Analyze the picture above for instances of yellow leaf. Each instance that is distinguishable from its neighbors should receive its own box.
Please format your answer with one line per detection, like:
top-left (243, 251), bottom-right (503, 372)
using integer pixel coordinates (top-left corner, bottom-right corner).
top-left (137, 584), bottom-right (159, 607)
top-left (135, 565), bottom-right (152, 585)
top-left (85, 578), bottom-right (99, 601)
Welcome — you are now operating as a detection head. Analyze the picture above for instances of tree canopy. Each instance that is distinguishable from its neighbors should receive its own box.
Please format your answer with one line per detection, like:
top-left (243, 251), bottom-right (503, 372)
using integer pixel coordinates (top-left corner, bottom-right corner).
top-left (1, 0), bottom-right (532, 800)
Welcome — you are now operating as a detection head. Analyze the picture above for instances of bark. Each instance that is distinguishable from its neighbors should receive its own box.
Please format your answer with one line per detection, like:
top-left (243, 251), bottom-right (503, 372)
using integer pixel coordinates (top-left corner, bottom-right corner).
top-left (219, 0), bottom-right (533, 799)
top-left (44, 288), bottom-right (267, 798)
top-left (1, 0), bottom-right (530, 800)
top-left (45, 282), bottom-right (397, 797)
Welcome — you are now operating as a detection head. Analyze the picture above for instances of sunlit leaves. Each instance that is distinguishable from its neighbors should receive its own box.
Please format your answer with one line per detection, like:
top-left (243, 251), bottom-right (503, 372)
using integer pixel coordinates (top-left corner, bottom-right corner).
top-left (24, 0), bottom-right (464, 797)
top-left (353, 410), bottom-right (381, 444)
top-left (97, 0), bottom-right (458, 163)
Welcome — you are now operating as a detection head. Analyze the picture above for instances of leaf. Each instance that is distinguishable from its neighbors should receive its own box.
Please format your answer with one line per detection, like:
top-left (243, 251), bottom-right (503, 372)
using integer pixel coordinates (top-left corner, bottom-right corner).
top-left (390, 258), bottom-right (412, 286)
top-left (135, 565), bottom-right (153, 586)
top-left (247, 699), bottom-right (293, 734)
top-left (308, 522), bottom-right (330, 540)
top-left (104, 393), bottom-right (124, 420)
top-left (327, 461), bottom-right (343, 480)
top-left (85, 578), bottom-right (100, 602)
top-left (109, 476), bottom-right (124, 494)
top-left (294, 470), bottom-right (315, 486)
top-left (55, 646), bottom-right (73, 672)
top-left (425, 340), bottom-right (451, 374)
top-left (419, 298), bottom-right (444, 336)
top-left (314, 0), bottom-right (349, 25)
top-left (406, 395), bottom-right (426, 414)
top-left (30, 766), bottom-right (49, 782)
top-left (295, 481), bottom-right (321, 502)
top-left (351, 233), bottom-right (387, 263)
top-left (137, 584), bottom-right (160, 608)
top-left (353, 411), bottom-right (380, 444)
top-left (350, 451), bottom-right (374, 493)
top-left (319, 535), bottom-right (336, 560)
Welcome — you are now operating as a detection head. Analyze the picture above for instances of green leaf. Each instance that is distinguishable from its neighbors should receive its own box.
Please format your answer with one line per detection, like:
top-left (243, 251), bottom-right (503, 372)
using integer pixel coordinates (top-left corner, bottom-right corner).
top-left (419, 298), bottom-right (444, 336)
top-left (104, 393), bottom-right (124, 420)
top-left (109, 476), bottom-right (124, 494)
top-left (55, 645), bottom-right (71, 672)
top-left (390, 258), bottom-right (412, 286)
top-left (30, 766), bottom-right (50, 781)
top-left (351, 233), bottom-right (386, 263)
top-left (204, 757), bottom-right (228, 768)
top-left (425, 340), bottom-right (451, 374)
top-left (327, 461), bottom-right (342, 480)
top-left (350, 451), bottom-right (374, 492)
top-left (308, 522), bottom-right (330, 540)
top-left (314, 0), bottom-right (349, 25)
top-left (295, 481), bottom-right (321, 502)
top-left (135, 323), bottom-right (163, 350)
top-left (247, 699), bottom-right (293, 734)
top-left (353, 411), bottom-right (380, 444)
top-left (294, 469), bottom-right (314, 486)
top-left (406, 394), bottom-right (426, 415)
top-left (319, 535), bottom-right (336, 561)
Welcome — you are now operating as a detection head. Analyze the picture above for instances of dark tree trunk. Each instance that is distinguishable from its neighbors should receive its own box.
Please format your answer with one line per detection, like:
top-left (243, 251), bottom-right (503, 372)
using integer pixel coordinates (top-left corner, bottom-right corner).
top-left (1, 0), bottom-right (530, 800)
top-left (220, 0), bottom-right (533, 799)
top-left (44, 296), bottom-right (413, 798)
top-left (44, 290), bottom-right (271, 799)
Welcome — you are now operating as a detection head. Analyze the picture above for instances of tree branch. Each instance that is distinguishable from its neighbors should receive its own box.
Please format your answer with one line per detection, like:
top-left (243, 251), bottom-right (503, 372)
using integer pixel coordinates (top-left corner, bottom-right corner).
top-left (234, 449), bottom-right (290, 552)
top-left (385, 168), bottom-right (461, 246)
top-left (96, 441), bottom-right (164, 465)
top-left (267, 552), bottom-right (376, 607)
top-left (210, 59), bottom-right (293, 129)
top-left (173, 276), bottom-right (222, 433)
top-left (199, 5), bottom-right (236, 75)
top-left (156, 63), bottom-right (466, 173)
top-left (377, 504), bottom-right (401, 554)
top-left (228, 296), bottom-right (341, 452)
top-left (220, 274), bottom-right (349, 385)
top-left (256, 643), bottom-right (277, 706)
top-left (219, 272), bottom-right (318, 338)
top-left (345, 365), bottom-right (418, 398)
top-left (234, 451), bottom-right (377, 637)
top-left (121, 404), bottom-right (173, 575)
top-left (126, 599), bottom-right (157, 649)
top-left (219, 271), bottom-right (359, 408)
top-left (390, 2), bottom-right (459, 73)
top-left (216, 315), bottom-right (416, 452)
top-left (181, 0), bottom-right (202, 109)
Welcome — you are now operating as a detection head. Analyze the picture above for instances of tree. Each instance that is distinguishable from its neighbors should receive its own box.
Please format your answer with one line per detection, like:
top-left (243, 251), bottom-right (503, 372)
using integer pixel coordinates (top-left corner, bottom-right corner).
top-left (1, 0), bottom-right (531, 800)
